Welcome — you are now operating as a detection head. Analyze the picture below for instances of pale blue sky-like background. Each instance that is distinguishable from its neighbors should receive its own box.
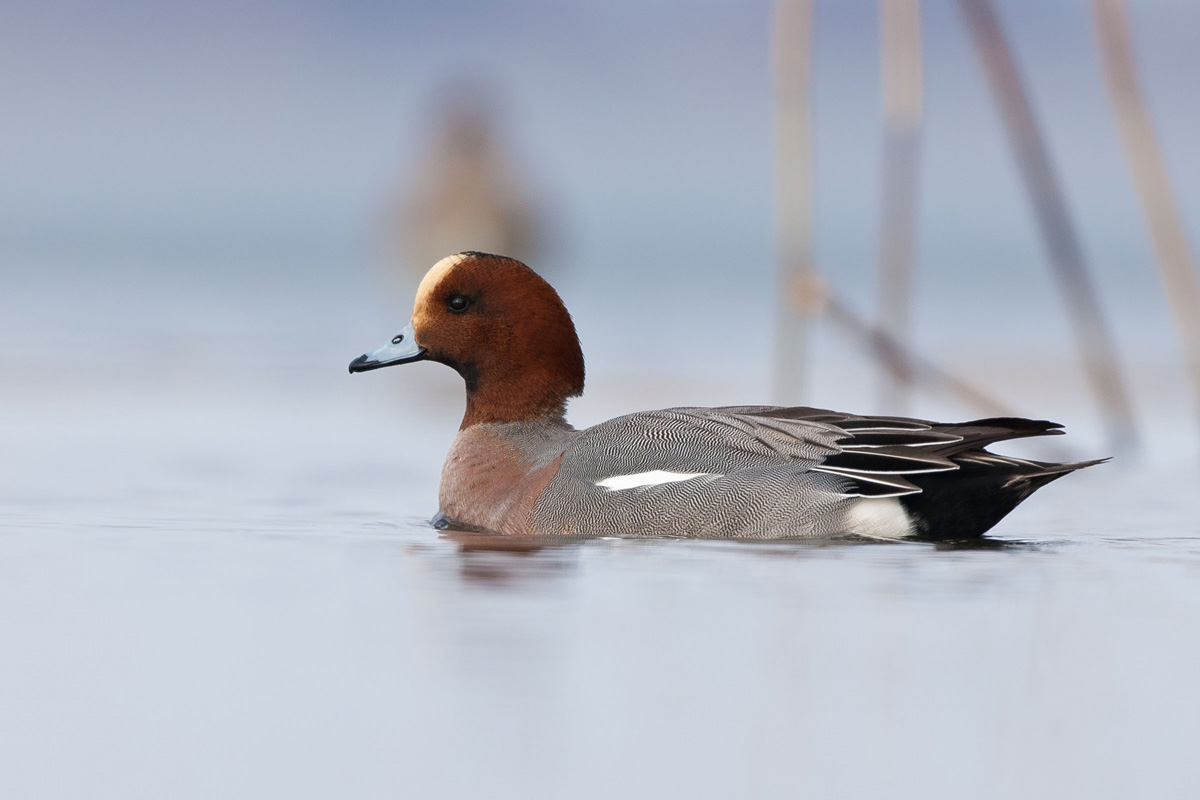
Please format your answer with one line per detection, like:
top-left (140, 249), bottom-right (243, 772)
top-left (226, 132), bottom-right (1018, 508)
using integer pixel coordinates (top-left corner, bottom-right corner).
top-left (3, 0), bottom-right (1199, 423)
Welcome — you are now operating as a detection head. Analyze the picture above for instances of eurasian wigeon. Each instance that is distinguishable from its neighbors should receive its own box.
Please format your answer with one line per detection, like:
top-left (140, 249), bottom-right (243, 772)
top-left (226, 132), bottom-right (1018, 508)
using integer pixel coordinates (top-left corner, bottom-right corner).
top-left (350, 252), bottom-right (1102, 539)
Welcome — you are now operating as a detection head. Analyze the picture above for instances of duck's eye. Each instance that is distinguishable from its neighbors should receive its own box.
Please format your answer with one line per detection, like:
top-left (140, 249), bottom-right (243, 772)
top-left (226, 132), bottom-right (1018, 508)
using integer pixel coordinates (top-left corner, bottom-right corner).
top-left (446, 294), bottom-right (471, 313)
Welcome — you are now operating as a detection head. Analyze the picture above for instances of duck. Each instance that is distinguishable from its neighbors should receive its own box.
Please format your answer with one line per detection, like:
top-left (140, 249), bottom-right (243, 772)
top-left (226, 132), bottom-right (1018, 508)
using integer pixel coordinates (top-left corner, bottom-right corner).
top-left (350, 251), bottom-right (1103, 540)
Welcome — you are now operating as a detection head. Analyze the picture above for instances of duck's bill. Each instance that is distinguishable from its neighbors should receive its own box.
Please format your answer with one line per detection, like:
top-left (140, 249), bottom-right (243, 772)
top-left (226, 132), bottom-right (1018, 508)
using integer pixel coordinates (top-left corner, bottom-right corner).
top-left (348, 323), bottom-right (428, 373)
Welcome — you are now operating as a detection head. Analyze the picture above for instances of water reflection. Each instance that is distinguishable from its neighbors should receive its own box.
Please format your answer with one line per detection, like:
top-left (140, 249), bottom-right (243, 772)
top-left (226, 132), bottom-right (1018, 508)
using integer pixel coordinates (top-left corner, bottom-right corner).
top-left (426, 522), bottom-right (1056, 599)
top-left (439, 530), bottom-right (579, 586)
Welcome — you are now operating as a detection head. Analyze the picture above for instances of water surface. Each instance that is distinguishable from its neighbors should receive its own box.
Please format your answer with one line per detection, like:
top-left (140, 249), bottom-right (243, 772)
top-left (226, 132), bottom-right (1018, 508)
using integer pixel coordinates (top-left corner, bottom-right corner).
top-left (3, 346), bottom-right (1198, 799)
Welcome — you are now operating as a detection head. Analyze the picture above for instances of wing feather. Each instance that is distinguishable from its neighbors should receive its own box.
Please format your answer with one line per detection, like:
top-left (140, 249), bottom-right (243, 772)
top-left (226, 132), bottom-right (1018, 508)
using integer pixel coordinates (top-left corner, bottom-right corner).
top-left (565, 405), bottom-right (1071, 501)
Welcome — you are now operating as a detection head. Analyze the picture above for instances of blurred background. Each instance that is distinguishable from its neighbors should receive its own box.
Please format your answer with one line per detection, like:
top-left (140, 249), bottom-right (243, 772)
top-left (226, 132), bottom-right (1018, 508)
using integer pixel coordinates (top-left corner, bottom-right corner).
top-left (5, 0), bottom-right (1200, 454)
top-left (3, 1), bottom-right (1199, 798)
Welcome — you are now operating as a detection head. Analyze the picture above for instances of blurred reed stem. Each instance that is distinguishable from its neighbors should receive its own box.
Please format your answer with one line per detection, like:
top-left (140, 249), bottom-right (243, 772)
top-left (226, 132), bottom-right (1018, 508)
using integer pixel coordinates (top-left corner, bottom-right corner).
top-left (824, 293), bottom-right (1014, 418)
top-left (772, 0), bottom-right (815, 405)
top-left (958, 0), bottom-right (1137, 454)
top-left (877, 0), bottom-right (924, 413)
top-left (1093, 0), bottom-right (1200, 443)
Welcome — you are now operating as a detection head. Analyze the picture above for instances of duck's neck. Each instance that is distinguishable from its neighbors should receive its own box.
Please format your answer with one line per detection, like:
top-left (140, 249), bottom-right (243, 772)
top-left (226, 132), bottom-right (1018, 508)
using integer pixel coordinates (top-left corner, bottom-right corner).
top-left (459, 365), bottom-right (577, 429)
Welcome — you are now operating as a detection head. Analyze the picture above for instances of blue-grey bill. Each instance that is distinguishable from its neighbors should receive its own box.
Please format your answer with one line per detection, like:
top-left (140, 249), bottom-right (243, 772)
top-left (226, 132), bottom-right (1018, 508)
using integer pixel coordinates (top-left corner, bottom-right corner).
top-left (348, 323), bottom-right (428, 373)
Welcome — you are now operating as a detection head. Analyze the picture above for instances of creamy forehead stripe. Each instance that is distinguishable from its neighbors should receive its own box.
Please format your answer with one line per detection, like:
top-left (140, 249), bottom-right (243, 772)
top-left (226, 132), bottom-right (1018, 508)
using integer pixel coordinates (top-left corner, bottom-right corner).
top-left (416, 253), bottom-right (468, 302)
top-left (595, 470), bottom-right (719, 491)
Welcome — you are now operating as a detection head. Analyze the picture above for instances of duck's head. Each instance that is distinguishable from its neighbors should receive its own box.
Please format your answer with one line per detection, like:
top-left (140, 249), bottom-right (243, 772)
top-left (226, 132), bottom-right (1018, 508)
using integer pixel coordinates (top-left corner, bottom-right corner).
top-left (350, 252), bottom-right (585, 427)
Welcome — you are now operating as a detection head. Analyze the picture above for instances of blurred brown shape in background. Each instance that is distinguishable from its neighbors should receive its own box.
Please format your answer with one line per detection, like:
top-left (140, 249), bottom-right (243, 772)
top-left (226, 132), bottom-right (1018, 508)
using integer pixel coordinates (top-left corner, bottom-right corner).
top-left (389, 84), bottom-right (546, 285)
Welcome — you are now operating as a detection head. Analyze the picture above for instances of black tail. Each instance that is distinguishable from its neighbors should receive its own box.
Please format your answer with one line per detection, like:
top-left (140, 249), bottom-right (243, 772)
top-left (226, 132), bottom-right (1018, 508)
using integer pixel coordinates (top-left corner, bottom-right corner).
top-left (855, 415), bottom-right (1103, 539)
top-left (899, 454), bottom-right (1106, 539)
top-left (748, 408), bottom-right (1107, 540)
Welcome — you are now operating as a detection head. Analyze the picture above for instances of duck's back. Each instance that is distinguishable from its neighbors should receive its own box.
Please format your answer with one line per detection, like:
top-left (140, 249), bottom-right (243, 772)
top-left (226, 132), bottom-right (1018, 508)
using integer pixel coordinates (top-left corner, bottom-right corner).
top-left (527, 406), bottom-right (1101, 539)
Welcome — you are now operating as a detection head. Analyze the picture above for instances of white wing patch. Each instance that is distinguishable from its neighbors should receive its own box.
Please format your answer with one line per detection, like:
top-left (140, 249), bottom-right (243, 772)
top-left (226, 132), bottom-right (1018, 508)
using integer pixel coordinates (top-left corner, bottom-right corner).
top-left (595, 470), bottom-right (719, 491)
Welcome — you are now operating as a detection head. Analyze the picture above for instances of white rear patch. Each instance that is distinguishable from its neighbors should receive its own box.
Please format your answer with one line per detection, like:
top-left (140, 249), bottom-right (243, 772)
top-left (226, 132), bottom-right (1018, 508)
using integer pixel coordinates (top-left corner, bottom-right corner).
top-left (595, 470), bottom-right (718, 491)
top-left (844, 497), bottom-right (914, 539)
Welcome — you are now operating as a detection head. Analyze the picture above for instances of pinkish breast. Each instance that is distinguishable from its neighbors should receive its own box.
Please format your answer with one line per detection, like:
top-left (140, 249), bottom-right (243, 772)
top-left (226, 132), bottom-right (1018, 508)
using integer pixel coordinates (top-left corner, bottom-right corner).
top-left (437, 422), bottom-right (567, 535)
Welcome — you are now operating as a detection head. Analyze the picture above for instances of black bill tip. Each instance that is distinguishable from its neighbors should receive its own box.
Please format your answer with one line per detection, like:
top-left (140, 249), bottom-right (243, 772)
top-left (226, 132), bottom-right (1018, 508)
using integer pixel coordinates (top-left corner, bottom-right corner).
top-left (348, 348), bottom-right (429, 374)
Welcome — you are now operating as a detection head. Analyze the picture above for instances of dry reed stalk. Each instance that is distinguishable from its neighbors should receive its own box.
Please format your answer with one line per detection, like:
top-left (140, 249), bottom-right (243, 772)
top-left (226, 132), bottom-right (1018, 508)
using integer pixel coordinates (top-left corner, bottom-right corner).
top-left (958, 0), bottom-right (1137, 452)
